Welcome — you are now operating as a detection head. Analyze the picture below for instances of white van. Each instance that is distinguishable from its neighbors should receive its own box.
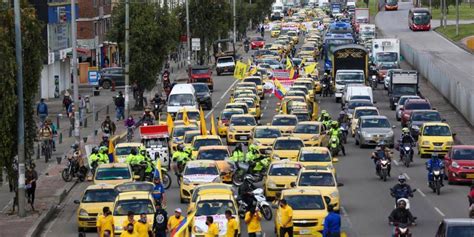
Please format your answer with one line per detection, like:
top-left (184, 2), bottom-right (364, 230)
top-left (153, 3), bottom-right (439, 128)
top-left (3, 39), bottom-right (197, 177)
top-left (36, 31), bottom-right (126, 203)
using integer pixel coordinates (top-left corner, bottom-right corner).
top-left (335, 70), bottom-right (365, 103)
top-left (167, 84), bottom-right (197, 115)
top-left (343, 85), bottom-right (374, 105)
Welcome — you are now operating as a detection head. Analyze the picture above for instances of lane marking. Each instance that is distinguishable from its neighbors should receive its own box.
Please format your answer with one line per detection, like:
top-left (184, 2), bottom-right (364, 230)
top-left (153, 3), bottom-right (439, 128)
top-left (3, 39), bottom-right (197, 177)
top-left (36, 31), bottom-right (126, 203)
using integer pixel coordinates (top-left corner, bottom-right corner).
top-left (340, 206), bottom-right (349, 217)
top-left (417, 189), bottom-right (426, 197)
top-left (393, 160), bottom-right (399, 166)
top-left (434, 207), bottom-right (446, 217)
top-left (403, 173), bottom-right (411, 180)
top-left (205, 79), bottom-right (239, 118)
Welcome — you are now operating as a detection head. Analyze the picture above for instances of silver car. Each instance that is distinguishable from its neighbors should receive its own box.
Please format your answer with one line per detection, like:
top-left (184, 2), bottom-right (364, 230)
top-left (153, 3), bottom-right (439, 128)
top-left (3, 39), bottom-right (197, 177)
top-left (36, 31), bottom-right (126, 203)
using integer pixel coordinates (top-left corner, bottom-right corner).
top-left (355, 115), bottom-right (395, 148)
top-left (395, 96), bottom-right (420, 121)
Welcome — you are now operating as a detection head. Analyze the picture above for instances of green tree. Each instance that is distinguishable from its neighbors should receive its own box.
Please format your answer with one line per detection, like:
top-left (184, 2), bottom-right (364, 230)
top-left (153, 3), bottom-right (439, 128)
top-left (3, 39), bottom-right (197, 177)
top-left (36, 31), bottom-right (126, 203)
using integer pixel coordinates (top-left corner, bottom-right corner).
top-left (0, 1), bottom-right (45, 186)
top-left (108, 2), bottom-right (180, 109)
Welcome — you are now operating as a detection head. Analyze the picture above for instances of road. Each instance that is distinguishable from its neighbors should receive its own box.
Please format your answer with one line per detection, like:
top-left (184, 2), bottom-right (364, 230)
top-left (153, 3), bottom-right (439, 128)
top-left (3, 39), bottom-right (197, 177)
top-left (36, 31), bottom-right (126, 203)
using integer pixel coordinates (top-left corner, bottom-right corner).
top-left (41, 32), bottom-right (471, 237)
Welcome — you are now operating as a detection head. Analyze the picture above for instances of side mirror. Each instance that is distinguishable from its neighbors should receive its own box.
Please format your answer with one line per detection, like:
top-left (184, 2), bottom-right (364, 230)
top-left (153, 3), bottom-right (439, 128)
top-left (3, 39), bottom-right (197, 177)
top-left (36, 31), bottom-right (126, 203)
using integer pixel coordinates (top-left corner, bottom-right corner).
top-left (432, 107), bottom-right (437, 110)
top-left (441, 119), bottom-right (447, 123)
top-left (373, 101), bottom-right (377, 104)
top-left (275, 109), bottom-right (279, 112)
top-left (337, 182), bottom-right (344, 187)
top-left (412, 188), bottom-right (417, 193)
top-left (332, 158), bottom-right (339, 163)
top-left (290, 182), bottom-right (296, 188)
top-left (392, 125), bottom-right (396, 129)
top-left (453, 133), bottom-right (457, 137)
top-left (73, 200), bottom-right (80, 204)
top-left (257, 122), bottom-right (262, 126)
top-left (133, 175), bottom-right (141, 180)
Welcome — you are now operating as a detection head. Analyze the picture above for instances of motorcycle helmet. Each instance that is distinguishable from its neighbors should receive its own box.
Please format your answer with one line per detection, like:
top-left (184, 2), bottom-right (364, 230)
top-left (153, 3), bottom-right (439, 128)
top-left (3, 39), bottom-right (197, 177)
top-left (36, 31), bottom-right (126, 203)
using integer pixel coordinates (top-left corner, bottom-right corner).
top-left (71, 143), bottom-right (79, 150)
top-left (130, 148), bottom-right (138, 155)
top-left (324, 73), bottom-right (328, 76)
top-left (155, 93), bottom-right (160, 98)
top-left (402, 127), bottom-right (410, 134)
top-left (177, 144), bottom-right (184, 152)
top-left (144, 107), bottom-right (151, 113)
top-left (140, 150), bottom-right (147, 156)
top-left (378, 141), bottom-right (386, 149)
top-left (331, 121), bottom-right (338, 128)
top-left (92, 147), bottom-right (99, 154)
top-left (235, 143), bottom-right (243, 151)
top-left (398, 174), bottom-right (407, 184)
top-left (244, 174), bottom-right (256, 183)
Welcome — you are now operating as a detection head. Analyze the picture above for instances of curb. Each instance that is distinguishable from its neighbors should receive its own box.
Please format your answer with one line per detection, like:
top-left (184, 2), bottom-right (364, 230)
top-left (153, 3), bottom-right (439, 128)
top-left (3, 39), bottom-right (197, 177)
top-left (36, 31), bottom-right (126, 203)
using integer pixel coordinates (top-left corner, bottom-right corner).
top-left (433, 26), bottom-right (474, 55)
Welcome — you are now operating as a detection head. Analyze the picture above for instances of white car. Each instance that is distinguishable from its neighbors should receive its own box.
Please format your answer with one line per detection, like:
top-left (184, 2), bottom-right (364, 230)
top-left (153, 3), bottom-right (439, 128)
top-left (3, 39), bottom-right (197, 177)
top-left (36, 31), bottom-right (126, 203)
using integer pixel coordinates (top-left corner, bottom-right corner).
top-left (395, 95), bottom-right (421, 121)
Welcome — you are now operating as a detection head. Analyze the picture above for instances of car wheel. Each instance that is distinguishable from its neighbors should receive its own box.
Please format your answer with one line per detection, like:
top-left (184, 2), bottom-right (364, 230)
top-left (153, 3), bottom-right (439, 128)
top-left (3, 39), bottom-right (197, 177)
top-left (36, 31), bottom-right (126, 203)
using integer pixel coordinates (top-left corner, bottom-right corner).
top-left (102, 80), bottom-right (111, 89)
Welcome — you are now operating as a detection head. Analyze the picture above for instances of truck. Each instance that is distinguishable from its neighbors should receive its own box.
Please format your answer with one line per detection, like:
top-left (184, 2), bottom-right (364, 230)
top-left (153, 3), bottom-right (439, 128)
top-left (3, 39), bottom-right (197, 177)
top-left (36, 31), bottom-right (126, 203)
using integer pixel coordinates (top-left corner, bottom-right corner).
top-left (388, 70), bottom-right (419, 110)
top-left (331, 3), bottom-right (342, 14)
top-left (139, 125), bottom-right (171, 169)
top-left (353, 8), bottom-right (370, 33)
top-left (271, 1), bottom-right (284, 20)
top-left (371, 38), bottom-right (400, 65)
top-left (358, 24), bottom-right (376, 46)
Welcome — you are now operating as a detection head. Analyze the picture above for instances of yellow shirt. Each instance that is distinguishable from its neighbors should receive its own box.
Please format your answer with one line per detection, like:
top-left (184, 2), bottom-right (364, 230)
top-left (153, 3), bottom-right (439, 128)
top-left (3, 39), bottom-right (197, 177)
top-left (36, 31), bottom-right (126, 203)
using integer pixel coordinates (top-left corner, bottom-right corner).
top-left (205, 223), bottom-right (220, 237)
top-left (244, 211), bottom-right (262, 233)
top-left (122, 219), bottom-right (136, 230)
top-left (120, 231), bottom-right (139, 237)
top-left (226, 218), bottom-right (238, 237)
top-left (135, 221), bottom-right (151, 237)
top-left (280, 205), bottom-right (293, 228)
top-left (168, 215), bottom-right (184, 232)
top-left (96, 214), bottom-right (114, 237)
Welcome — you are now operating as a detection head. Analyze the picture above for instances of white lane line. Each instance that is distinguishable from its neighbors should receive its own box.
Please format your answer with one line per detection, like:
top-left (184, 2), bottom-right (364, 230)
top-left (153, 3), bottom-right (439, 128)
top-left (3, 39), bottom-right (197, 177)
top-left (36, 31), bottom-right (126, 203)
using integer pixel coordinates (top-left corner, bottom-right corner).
top-left (417, 189), bottom-right (426, 197)
top-left (393, 160), bottom-right (399, 166)
top-left (434, 207), bottom-right (446, 217)
top-left (206, 79), bottom-right (239, 118)
top-left (340, 206), bottom-right (349, 217)
top-left (403, 173), bottom-right (411, 180)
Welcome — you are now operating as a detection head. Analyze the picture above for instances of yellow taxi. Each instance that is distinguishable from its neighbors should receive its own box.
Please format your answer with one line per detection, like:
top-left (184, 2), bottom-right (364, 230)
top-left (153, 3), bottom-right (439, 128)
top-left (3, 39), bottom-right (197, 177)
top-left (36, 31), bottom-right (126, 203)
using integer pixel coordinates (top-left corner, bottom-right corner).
top-left (300, 44), bottom-right (319, 59)
top-left (234, 98), bottom-right (261, 119)
top-left (350, 106), bottom-right (379, 136)
top-left (75, 183), bottom-right (117, 232)
top-left (297, 147), bottom-right (338, 174)
top-left (183, 130), bottom-right (202, 150)
top-left (217, 108), bottom-right (244, 136)
top-left (418, 122), bottom-right (455, 157)
top-left (236, 93), bottom-right (261, 107)
top-left (271, 25), bottom-right (282, 38)
top-left (295, 168), bottom-right (341, 211)
top-left (275, 188), bottom-right (328, 236)
top-left (114, 142), bottom-right (143, 163)
top-left (230, 89), bottom-right (255, 103)
top-left (94, 163), bottom-right (134, 185)
top-left (250, 126), bottom-right (282, 157)
top-left (271, 114), bottom-right (299, 136)
top-left (287, 30), bottom-right (299, 44)
top-left (271, 136), bottom-right (305, 161)
top-left (191, 189), bottom-right (240, 236)
top-left (224, 102), bottom-right (249, 115)
top-left (243, 76), bottom-right (264, 99)
top-left (264, 160), bottom-right (302, 199)
top-left (285, 90), bottom-right (311, 103)
top-left (290, 85), bottom-right (311, 101)
top-left (190, 135), bottom-right (223, 158)
top-left (112, 182), bottom-right (156, 235)
top-left (226, 114), bottom-right (257, 145)
top-left (196, 146), bottom-right (233, 183)
top-left (175, 108), bottom-right (201, 123)
top-left (187, 183), bottom-right (235, 214)
top-left (293, 79), bottom-right (315, 98)
top-left (179, 160), bottom-right (221, 203)
top-left (234, 82), bottom-right (257, 92)
top-left (277, 96), bottom-right (307, 114)
top-left (170, 124), bottom-right (199, 152)
top-left (293, 121), bottom-right (327, 147)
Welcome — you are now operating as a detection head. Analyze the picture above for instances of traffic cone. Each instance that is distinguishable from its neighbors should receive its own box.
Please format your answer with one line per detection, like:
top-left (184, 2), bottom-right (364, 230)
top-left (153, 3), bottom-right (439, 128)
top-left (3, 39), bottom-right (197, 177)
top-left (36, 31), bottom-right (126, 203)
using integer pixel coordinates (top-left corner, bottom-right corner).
top-left (111, 81), bottom-right (116, 91)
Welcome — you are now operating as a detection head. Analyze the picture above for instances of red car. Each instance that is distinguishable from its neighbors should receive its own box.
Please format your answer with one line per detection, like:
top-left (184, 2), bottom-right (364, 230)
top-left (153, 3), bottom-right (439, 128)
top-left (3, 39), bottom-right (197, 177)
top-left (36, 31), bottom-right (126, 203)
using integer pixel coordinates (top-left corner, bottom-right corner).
top-left (250, 37), bottom-right (265, 50)
top-left (445, 146), bottom-right (474, 184)
top-left (188, 65), bottom-right (213, 90)
top-left (400, 99), bottom-right (431, 127)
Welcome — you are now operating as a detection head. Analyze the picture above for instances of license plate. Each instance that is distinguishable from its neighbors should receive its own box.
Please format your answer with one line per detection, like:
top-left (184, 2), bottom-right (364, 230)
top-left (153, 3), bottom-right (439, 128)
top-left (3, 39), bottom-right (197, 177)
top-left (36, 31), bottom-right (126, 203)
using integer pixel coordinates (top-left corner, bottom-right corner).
top-left (240, 136), bottom-right (247, 140)
top-left (434, 146), bottom-right (442, 150)
top-left (467, 174), bottom-right (474, 179)
top-left (299, 229), bottom-right (311, 235)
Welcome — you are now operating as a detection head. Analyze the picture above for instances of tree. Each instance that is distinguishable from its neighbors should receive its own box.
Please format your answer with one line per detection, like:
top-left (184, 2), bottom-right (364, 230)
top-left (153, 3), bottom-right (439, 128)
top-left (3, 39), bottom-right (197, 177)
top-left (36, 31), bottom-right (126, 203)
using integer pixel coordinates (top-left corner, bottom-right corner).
top-left (108, 2), bottom-right (180, 109)
top-left (0, 1), bottom-right (45, 187)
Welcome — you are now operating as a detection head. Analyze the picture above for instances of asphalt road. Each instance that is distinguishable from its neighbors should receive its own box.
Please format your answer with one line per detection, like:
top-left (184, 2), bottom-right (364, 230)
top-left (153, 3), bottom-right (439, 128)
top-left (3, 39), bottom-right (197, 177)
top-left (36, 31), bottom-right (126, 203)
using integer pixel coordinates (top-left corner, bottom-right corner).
top-left (41, 31), bottom-right (472, 237)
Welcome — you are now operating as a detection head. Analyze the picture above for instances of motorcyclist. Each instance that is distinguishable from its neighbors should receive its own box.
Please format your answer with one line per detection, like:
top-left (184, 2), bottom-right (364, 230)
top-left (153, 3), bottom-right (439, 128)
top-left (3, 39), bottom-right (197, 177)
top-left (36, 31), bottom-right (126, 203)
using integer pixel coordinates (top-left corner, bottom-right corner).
top-left (246, 144), bottom-right (269, 173)
top-left (150, 93), bottom-right (164, 115)
top-left (99, 135), bottom-right (109, 148)
top-left (322, 114), bottom-right (332, 131)
top-left (172, 144), bottom-right (191, 175)
top-left (389, 200), bottom-right (416, 227)
top-left (140, 148), bottom-right (154, 179)
top-left (38, 120), bottom-right (54, 150)
top-left (140, 107), bottom-right (156, 125)
top-left (98, 146), bottom-right (109, 164)
top-left (337, 111), bottom-right (349, 125)
top-left (89, 147), bottom-right (106, 173)
top-left (371, 141), bottom-right (392, 177)
top-left (390, 175), bottom-right (414, 205)
top-left (126, 148), bottom-right (139, 165)
top-left (321, 73), bottom-right (331, 95)
top-left (328, 121), bottom-right (345, 156)
top-left (238, 175), bottom-right (257, 211)
top-left (244, 38), bottom-right (250, 53)
top-left (101, 116), bottom-right (116, 136)
top-left (399, 128), bottom-right (416, 161)
top-left (230, 144), bottom-right (245, 162)
top-left (426, 153), bottom-right (445, 187)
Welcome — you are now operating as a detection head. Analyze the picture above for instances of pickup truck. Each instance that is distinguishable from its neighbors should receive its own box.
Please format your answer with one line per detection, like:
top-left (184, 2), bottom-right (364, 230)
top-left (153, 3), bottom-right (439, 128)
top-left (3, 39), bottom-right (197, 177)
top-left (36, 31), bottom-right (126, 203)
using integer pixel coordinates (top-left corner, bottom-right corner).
top-left (188, 65), bottom-right (214, 91)
top-left (216, 56), bottom-right (235, 76)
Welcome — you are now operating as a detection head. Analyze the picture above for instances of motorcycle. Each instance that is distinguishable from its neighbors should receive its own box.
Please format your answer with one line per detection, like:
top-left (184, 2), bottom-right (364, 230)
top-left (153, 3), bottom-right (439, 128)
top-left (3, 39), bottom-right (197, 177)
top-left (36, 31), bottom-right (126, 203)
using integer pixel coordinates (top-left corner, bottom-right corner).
top-left (340, 123), bottom-right (348, 144)
top-left (41, 139), bottom-right (53, 163)
top-left (144, 166), bottom-right (172, 190)
top-left (429, 167), bottom-right (443, 195)
top-left (152, 101), bottom-right (165, 117)
top-left (392, 222), bottom-right (412, 237)
top-left (401, 143), bottom-right (414, 168)
top-left (244, 43), bottom-right (250, 53)
top-left (329, 135), bottom-right (340, 157)
top-left (377, 156), bottom-right (391, 182)
top-left (126, 126), bottom-right (134, 142)
top-left (61, 155), bottom-right (87, 182)
top-left (232, 160), bottom-right (266, 186)
top-left (322, 82), bottom-right (331, 97)
top-left (237, 188), bottom-right (273, 221)
top-left (391, 188), bottom-right (416, 210)
top-left (370, 75), bottom-right (378, 89)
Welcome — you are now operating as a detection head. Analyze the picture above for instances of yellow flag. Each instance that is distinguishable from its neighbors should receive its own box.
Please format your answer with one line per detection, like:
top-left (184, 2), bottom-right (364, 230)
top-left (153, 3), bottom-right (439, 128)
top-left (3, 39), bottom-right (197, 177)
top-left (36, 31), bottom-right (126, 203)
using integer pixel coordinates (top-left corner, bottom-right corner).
top-left (210, 113), bottom-right (217, 135)
top-left (166, 113), bottom-right (174, 134)
top-left (286, 56), bottom-right (292, 70)
top-left (182, 108), bottom-right (190, 125)
top-left (249, 66), bottom-right (257, 75)
top-left (304, 63), bottom-right (318, 75)
top-left (289, 68), bottom-right (295, 79)
top-left (199, 106), bottom-right (207, 136)
top-left (247, 58), bottom-right (252, 67)
top-left (301, 58), bottom-right (307, 66)
top-left (234, 61), bottom-right (248, 80)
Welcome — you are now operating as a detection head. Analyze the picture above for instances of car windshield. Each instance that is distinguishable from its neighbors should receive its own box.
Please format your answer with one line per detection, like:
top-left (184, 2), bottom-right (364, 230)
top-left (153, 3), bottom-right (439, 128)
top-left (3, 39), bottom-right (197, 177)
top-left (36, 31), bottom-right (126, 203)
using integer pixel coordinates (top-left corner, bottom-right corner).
top-left (336, 73), bottom-right (365, 84)
top-left (113, 199), bottom-right (154, 216)
top-left (413, 13), bottom-right (430, 25)
top-left (453, 148), bottom-right (474, 160)
top-left (195, 200), bottom-right (235, 216)
top-left (244, 78), bottom-right (262, 85)
top-left (217, 57), bottom-right (234, 64)
top-left (377, 52), bottom-right (398, 63)
top-left (294, 82), bottom-right (312, 90)
top-left (226, 105), bottom-right (248, 114)
top-left (197, 149), bottom-right (229, 161)
top-left (294, 124), bottom-right (320, 134)
top-left (361, 118), bottom-right (390, 128)
top-left (230, 117), bottom-right (256, 126)
top-left (251, 37), bottom-right (264, 42)
top-left (194, 139), bottom-right (222, 150)
top-left (284, 195), bottom-right (325, 210)
top-left (355, 109), bottom-right (378, 119)
top-left (378, 63), bottom-right (398, 70)
top-left (294, 113), bottom-right (310, 122)
top-left (82, 189), bottom-right (117, 203)
top-left (423, 125), bottom-right (451, 136)
top-left (274, 140), bottom-right (304, 150)
top-left (173, 126), bottom-right (198, 137)
top-left (221, 110), bottom-right (243, 120)
top-left (143, 138), bottom-right (168, 147)
top-left (301, 46), bottom-right (315, 51)
top-left (291, 87), bottom-right (308, 94)
top-left (350, 95), bottom-right (371, 101)
top-left (192, 68), bottom-right (209, 74)
top-left (184, 133), bottom-right (200, 144)
top-left (168, 94), bottom-right (195, 106)
top-left (184, 166), bottom-right (219, 175)
top-left (255, 128), bottom-right (281, 138)
top-left (392, 85), bottom-right (417, 95)
top-left (235, 99), bottom-right (255, 108)
top-left (348, 101), bottom-right (373, 109)
top-left (447, 225), bottom-right (474, 237)
top-left (405, 102), bottom-right (431, 110)
top-left (115, 146), bottom-right (137, 156)
top-left (95, 167), bottom-right (131, 180)
top-left (411, 112), bottom-right (441, 121)
top-left (399, 96), bottom-right (420, 105)
top-left (269, 166), bottom-right (300, 176)
top-left (298, 172), bottom-right (335, 186)
top-left (300, 152), bottom-right (331, 162)
top-left (176, 111), bottom-right (200, 121)
top-left (272, 117), bottom-right (298, 126)
top-left (192, 84), bottom-right (210, 93)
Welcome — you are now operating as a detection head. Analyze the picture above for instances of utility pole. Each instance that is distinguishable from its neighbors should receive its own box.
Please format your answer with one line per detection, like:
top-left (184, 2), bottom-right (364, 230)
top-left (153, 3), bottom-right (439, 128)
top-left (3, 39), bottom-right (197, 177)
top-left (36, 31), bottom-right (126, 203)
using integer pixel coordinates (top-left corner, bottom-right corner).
top-left (185, 0), bottom-right (191, 66)
top-left (440, 0), bottom-right (444, 27)
top-left (233, 0), bottom-right (236, 45)
top-left (13, 0), bottom-right (26, 218)
top-left (125, 0), bottom-right (130, 117)
top-left (249, 0), bottom-right (252, 30)
top-left (72, 0), bottom-right (80, 144)
top-left (456, 0), bottom-right (459, 36)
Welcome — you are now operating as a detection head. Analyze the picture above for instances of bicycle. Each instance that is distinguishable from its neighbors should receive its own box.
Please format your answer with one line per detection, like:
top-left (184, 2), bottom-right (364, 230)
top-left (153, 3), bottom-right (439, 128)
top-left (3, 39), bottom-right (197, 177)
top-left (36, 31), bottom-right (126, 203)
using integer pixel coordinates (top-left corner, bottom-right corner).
top-left (41, 139), bottom-right (53, 163)
top-left (126, 127), bottom-right (134, 142)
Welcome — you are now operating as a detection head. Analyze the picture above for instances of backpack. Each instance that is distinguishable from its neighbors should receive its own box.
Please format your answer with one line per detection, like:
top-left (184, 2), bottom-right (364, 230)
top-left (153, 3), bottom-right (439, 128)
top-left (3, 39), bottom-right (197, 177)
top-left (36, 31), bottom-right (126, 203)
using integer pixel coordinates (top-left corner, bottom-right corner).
top-left (38, 103), bottom-right (47, 114)
top-left (63, 96), bottom-right (72, 107)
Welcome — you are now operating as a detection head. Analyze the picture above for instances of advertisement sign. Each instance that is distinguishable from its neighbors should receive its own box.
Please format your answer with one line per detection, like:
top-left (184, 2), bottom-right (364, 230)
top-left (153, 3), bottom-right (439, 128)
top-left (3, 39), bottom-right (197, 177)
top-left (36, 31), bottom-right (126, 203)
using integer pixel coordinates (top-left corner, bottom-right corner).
top-left (88, 67), bottom-right (100, 86)
top-left (192, 38), bottom-right (201, 51)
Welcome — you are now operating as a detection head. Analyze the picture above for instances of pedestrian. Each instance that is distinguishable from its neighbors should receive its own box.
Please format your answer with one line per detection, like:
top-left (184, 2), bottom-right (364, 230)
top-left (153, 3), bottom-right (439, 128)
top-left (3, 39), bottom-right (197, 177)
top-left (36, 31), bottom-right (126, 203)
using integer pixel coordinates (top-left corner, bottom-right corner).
top-left (323, 205), bottom-right (341, 237)
top-left (97, 206), bottom-right (114, 237)
top-left (152, 176), bottom-right (166, 206)
top-left (279, 199), bottom-right (294, 237)
top-left (79, 95), bottom-right (86, 123)
top-left (135, 213), bottom-right (152, 237)
top-left (245, 206), bottom-right (262, 237)
top-left (36, 98), bottom-right (48, 123)
top-left (101, 116), bottom-right (116, 136)
top-left (25, 163), bottom-right (38, 211)
top-left (63, 91), bottom-right (72, 113)
top-left (205, 216), bottom-right (219, 237)
top-left (152, 201), bottom-right (168, 237)
top-left (115, 91), bottom-right (125, 121)
top-left (167, 208), bottom-right (184, 233)
top-left (225, 210), bottom-right (238, 237)
top-left (122, 211), bottom-right (136, 231)
top-left (120, 223), bottom-right (138, 237)
top-left (67, 102), bottom-right (75, 127)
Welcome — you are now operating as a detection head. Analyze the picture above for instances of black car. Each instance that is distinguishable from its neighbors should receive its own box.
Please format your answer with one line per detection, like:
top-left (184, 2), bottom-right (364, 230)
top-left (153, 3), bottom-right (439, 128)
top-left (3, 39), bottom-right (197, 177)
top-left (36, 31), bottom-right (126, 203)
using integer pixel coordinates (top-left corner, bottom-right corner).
top-left (408, 110), bottom-right (442, 140)
top-left (99, 67), bottom-right (124, 89)
top-left (191, 83), bottom-right (212, 110)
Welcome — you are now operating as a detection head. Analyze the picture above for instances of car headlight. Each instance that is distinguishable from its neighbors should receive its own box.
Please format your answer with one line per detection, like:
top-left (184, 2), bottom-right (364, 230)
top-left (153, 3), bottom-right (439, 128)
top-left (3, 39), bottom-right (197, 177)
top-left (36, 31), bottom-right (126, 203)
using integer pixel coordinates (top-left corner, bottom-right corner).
top-left (452, 161), bottom-right (460, 168)
top-left (446, 141), bottom-right (453, 146)
top-left (273, 154), bottom-right (280, 160)
top-left (183, 177), bottom-right (191, 185)
top-left (311, 135), bottom-right (320, 140)
top-left (329, 191), bottom-right (339, 199)
top-left (362, 131), bottom-right (370, 138)
top-left (254, 140), bottom-right (261, 146)
top-left (422, 141), bottom-right (430, 145)
top-left (387, 131), bottom-right (394, 137)
top-left (267, 181), bottom-right (277, 189)
top-left (213, 176), bottom-right (221, 183)
top-left (412, 125), bottom-right (420, 131)
top-left (115, 226), bottom-right (123, 231)
top-left (229, 127), bottom-right (236, 132)
top-left (79, 208), bottom-right (88, 217)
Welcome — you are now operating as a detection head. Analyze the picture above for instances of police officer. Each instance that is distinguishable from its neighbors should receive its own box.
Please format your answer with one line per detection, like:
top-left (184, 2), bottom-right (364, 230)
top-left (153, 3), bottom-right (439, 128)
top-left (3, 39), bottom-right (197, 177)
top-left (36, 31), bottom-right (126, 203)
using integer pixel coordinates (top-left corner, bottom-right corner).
top-left (231, 144), bottom-right (245, 162)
